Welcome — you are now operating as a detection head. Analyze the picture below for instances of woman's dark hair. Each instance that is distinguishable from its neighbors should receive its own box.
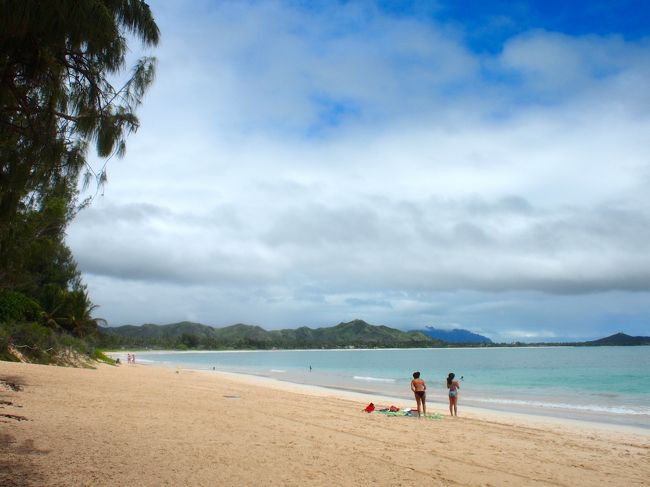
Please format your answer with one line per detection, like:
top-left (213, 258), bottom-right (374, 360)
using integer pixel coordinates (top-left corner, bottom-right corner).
top-left (447, 372), bottom-right (455, 387)
top-left (413, 371), bottom-right (420, 379)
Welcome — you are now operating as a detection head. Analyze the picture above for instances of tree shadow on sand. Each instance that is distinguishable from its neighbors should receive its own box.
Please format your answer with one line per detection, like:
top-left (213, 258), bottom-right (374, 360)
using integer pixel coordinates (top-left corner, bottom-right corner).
top-left (0, 375), bottom-right (50, 486)
top-left (0, 434), bottom-right (49, 487)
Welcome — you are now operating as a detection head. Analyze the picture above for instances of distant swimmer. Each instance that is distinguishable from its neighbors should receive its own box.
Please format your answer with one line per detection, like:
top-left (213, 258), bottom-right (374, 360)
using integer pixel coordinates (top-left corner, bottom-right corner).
top-left (309, 365), bottom-right (312, 372)
top-left (447, 372), bottom-right (460, 416)
top-left (410, 371), bottom-right (427, 417)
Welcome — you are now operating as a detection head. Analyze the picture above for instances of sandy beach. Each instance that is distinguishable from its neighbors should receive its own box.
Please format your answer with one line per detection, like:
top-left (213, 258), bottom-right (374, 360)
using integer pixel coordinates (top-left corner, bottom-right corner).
top-left (1, 361), bottom-right (649, 486)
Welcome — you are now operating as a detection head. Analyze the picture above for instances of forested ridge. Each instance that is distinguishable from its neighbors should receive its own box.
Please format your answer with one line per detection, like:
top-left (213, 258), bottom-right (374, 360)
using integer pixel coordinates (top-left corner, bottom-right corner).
top-left (0, 1), bottom-right (159, 364)
top-left (99, 319), bottom-right (444, 350)
top-left (99, 323), bottom-right (650, 350)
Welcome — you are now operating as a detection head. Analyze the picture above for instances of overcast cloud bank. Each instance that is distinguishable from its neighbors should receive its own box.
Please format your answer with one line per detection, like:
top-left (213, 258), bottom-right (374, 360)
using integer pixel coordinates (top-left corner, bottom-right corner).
top-left (67, 1), bottom-right (650, 340)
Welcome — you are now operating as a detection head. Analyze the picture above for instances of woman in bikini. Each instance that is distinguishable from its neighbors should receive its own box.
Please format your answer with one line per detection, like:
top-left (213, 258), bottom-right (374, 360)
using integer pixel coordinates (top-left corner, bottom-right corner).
top-left (410, 371), bottom-right (426, 417)
top-left (447, 372), bottom-right (460, 416)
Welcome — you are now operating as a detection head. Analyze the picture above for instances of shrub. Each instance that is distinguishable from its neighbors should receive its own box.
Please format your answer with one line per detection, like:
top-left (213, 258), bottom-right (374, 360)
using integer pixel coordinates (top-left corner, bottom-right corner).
top-left (91, 349), bottom-right (115, 365)
top-left (4, 321), bottom-right (58, 363)
top-left (0, 325), bottom-right (18, 361)
top-left (0, 321), bottom-right (91, 364)
top-left (0, 290), bottom-right (42, 322)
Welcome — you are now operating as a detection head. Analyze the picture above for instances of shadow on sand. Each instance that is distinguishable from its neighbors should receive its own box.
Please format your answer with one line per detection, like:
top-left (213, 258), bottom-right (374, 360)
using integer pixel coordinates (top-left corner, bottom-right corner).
top-left (0, 375), bottom-right (49, 487)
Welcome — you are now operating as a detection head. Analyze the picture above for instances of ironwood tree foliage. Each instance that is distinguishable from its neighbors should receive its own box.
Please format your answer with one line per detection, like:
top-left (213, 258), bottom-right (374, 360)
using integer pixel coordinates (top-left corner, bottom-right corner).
top-left (0, 0), bottom-right (159, 339)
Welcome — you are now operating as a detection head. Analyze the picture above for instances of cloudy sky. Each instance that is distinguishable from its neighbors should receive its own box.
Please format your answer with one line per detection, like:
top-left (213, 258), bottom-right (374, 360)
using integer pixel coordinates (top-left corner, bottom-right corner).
top-left (67, 0), bottom-right (650, 341)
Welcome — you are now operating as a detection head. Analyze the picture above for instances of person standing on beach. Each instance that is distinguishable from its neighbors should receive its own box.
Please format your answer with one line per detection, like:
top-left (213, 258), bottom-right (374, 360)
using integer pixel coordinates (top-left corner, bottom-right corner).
top-left (447, 372), bottom-right (460, 416)
top-left (410, 371), bottom-right (426, 417)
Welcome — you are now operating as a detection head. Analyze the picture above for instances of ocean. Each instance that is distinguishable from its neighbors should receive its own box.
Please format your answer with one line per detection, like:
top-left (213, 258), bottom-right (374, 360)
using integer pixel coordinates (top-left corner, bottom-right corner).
top-left (119, 346), bottom-right (650, 428)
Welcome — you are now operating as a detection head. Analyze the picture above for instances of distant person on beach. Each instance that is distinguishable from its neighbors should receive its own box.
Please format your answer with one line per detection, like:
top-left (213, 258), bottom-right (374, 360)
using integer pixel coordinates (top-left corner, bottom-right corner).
top-left (132, 354), bottom-right (136, 364)
top-left (127, 353), bottom-right (132, 364)
top-left (447, 372), bottom-right (460, 416)
top-left (410, 371), bottom-right (426, 417)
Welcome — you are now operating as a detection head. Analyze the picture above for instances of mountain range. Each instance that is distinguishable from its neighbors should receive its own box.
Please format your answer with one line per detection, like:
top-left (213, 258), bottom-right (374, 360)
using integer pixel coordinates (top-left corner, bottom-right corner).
top-left (99, 321), bottom-right (649, 350)
top-left (99, 319), bottom-right (444, 349)
top-left (414, 326), bottom-right (493, 344)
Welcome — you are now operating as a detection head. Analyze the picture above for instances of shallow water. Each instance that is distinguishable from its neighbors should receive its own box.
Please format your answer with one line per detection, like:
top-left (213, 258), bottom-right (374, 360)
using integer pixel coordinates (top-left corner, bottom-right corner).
top-left (122, 346), bottom-right (650, 428)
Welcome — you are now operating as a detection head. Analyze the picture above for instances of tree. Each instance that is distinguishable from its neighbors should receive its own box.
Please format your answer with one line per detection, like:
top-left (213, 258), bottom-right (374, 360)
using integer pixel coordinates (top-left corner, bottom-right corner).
top-left (0, 1), bottom-right (159, 349)
top-left (0, 0), bottom-right (159, 287)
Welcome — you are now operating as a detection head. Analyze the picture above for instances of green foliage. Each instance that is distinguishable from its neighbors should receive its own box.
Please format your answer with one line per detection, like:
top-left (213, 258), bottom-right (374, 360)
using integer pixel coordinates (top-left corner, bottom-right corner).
top-left (180, 333), bottom-right (200, 348)
top-left (0, 289), bottom-right (41, 322)
top-left (97, 320), bottom-right (446, 350)
top-left (0, 2), bottom-right (159, 363)
top-left (0, 325), bottom-right (17, 361)
top-left (91, 348), bottom-right (115, 365)
top-left (1, 0), bottom-right (159, 276)
top-left (40, 284), bottom-right (105, 337)
top-left (1, 321), bottom-right (59, 363)
top-left (0, 319), bottom-right (100, 364)
top-left (1, 0), bottom-right (159, 244)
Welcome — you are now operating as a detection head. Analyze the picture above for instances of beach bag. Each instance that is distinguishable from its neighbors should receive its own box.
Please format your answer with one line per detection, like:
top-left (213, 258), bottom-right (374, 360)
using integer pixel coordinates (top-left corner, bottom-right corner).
top-left (364, 402), bottom-right (375, 413)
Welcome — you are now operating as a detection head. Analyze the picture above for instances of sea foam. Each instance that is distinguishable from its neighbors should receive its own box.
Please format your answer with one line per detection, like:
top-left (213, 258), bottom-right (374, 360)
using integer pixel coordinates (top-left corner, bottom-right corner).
top-left (472, 397), bottom-right (650, 416)
top-left (353, 376), bottom-right (396, 383)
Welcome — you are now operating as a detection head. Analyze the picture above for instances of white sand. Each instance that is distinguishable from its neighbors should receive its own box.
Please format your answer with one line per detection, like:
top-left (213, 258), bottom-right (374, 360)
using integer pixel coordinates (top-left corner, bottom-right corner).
top-left (1, 361), bottom-right (649, 486)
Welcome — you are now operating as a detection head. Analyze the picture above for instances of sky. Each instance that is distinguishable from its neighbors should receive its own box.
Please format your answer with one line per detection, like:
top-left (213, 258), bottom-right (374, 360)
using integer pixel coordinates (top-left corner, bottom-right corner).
top-left (67, 0), bottom-right (650, 341)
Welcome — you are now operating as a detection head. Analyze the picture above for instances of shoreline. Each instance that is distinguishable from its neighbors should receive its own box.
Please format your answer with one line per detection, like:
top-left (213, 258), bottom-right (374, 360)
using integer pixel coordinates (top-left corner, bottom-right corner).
top-left (111, 351), bottom-right (650, 433)
top-left (2, 360), bottom-right (649, 486)
top-left (199, 367), bottom-right (650, 437)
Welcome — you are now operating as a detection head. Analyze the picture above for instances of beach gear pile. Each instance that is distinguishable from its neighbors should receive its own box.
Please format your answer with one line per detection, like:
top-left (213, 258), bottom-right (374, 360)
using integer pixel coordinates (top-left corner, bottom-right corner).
top-left (363, 402), bottom-right (442, 420)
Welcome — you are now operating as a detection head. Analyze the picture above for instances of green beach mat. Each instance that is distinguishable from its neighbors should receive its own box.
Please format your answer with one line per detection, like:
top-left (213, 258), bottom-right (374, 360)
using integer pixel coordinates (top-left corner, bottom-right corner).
top-left (375, 410), bottom-right (442, 420)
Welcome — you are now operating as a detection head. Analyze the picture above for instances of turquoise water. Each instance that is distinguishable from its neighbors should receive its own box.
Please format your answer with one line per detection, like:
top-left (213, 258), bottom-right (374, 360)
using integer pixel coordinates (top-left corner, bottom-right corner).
top-left (122, 346), bottom-right (650, 428)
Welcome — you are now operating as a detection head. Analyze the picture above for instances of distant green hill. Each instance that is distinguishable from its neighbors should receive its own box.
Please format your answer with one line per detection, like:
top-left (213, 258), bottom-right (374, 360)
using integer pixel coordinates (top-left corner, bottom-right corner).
top-left (584, 332), bottom-right (650, 346)
top-left (99, 319), bottom-right (443, 350)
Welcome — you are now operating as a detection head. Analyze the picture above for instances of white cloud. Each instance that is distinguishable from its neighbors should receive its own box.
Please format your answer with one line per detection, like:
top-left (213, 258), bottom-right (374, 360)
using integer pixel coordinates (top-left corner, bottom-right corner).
top-left (68, 1), bottom-right (650, 338)
top-left (499, 30), bottom-right (650, 101)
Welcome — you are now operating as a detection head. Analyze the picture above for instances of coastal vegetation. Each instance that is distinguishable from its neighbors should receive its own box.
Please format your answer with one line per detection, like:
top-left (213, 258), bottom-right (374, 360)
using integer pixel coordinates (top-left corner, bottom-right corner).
top-left (583, 333), bottom-right (650, 346)
top-left (98, 319), bottom-right (444, 350)
top-left (97, 320), bottom-right (649, 351)
top-left (0, 1), bottom-right (159, 364)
